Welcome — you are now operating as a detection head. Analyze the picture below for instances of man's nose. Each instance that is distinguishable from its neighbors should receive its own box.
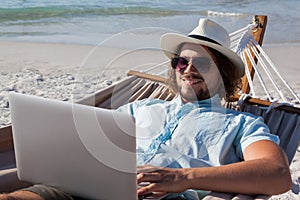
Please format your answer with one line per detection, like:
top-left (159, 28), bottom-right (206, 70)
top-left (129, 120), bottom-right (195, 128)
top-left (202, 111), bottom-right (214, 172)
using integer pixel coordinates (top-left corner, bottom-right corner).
top-left (184, 62), bottom-right (198, 73)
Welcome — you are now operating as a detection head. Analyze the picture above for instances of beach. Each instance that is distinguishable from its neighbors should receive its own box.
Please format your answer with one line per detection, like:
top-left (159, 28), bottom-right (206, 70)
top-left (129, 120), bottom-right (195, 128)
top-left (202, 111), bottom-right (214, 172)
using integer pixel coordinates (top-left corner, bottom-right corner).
top-left (0, 0), bottom-right (299, 198)
top-left (0, 40), bottom-right (299, 199)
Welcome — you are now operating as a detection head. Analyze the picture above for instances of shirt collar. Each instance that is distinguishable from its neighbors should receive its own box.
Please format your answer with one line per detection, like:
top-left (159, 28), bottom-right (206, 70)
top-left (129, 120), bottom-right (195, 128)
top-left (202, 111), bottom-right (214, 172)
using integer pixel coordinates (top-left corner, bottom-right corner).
top-left (175, 94), bottom-right (222, 108)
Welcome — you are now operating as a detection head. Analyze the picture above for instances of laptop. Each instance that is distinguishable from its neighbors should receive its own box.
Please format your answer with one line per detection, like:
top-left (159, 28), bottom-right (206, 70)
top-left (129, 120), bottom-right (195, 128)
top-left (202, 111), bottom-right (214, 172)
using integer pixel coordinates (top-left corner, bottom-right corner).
top-left (9, 92), bottom-right (142, 199)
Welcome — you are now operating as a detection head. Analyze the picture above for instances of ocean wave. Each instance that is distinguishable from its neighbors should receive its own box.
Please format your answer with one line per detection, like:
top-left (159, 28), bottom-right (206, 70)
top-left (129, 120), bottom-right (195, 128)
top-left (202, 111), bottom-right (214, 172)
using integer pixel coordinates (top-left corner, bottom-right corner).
top-left (207, 10), bottom-right (244, 17)
top-left (0, 6), bottom-right (188, 23)
top-left (0, 31), bottom-right (63, 37)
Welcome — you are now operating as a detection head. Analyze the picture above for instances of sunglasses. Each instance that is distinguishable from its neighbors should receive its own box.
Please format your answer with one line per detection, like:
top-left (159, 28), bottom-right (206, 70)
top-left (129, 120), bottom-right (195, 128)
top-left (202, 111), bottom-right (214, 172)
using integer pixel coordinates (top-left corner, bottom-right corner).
top-left (171, 56), bottom-right (212, 73)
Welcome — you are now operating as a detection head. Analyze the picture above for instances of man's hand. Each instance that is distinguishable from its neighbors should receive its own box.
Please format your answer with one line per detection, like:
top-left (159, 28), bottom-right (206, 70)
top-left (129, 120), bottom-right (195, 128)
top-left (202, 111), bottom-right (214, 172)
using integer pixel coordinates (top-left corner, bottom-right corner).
top-left (137, 165), bottom-right (190, 196)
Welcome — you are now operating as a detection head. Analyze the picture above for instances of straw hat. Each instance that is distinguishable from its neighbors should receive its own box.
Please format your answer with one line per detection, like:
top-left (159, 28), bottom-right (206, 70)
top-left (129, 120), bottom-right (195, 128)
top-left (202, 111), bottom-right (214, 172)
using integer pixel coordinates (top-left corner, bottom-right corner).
top-left (160, 18), bottom-right (245, 77)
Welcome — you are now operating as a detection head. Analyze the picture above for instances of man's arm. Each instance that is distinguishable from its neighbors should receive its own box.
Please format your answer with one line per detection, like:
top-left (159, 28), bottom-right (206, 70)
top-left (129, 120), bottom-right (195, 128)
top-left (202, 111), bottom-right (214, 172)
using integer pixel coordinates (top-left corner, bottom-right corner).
top-left (137, 140), bottom-right (292, 196)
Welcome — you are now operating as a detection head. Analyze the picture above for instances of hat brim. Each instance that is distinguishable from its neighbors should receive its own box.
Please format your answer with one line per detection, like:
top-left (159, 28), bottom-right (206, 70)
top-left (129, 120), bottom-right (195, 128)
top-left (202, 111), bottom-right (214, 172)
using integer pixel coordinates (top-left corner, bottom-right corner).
top-left (160, 33), bottom-right (245, 77)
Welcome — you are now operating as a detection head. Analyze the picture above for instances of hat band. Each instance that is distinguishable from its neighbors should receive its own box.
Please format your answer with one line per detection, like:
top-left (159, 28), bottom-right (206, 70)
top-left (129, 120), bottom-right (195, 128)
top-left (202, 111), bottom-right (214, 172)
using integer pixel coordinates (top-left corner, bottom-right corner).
top-left (188, 35), bottom-right (221, 46)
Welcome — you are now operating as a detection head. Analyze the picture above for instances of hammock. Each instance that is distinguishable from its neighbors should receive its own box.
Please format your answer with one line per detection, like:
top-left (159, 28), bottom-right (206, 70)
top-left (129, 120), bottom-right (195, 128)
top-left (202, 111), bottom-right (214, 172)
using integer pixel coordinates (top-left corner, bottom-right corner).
top-left (0, 15), bottom-right (299, 196)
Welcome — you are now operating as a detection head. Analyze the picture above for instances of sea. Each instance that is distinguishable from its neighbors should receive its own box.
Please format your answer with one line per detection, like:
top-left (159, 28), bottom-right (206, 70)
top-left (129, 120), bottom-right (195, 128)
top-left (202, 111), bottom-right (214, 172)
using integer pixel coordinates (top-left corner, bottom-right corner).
top-left (0, 0), bottom-right (299, 47)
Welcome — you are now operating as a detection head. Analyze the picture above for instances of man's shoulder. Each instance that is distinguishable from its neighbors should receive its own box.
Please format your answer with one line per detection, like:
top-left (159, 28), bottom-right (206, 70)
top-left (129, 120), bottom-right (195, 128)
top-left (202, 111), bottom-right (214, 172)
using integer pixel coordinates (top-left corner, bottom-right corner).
top-left (225, 107), bottom-right (262, 120)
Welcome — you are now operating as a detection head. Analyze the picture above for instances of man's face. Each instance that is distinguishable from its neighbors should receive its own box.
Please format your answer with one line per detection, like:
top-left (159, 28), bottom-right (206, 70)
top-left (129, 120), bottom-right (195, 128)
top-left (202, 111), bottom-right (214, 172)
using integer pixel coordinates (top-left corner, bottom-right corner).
top-left (175, 43), bottom-right (222, 103)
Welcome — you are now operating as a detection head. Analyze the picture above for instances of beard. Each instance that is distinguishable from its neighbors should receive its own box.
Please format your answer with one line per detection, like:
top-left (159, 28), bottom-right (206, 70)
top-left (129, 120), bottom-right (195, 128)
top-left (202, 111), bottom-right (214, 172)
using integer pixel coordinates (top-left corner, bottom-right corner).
top-left (176, 73), bottom-right (211, 102)
top-left (178, 85), bottom-right (211, 102)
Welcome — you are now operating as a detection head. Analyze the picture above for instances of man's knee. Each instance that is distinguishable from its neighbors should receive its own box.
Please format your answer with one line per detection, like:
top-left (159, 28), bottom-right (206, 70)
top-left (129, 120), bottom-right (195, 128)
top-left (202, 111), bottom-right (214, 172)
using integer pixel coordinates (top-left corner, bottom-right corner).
top-left (21, 185), bottom-right (73, 200)
top-left (0, 190), bottom-right (44, 200)
top-left (0, 185), bottom-right (73, 200)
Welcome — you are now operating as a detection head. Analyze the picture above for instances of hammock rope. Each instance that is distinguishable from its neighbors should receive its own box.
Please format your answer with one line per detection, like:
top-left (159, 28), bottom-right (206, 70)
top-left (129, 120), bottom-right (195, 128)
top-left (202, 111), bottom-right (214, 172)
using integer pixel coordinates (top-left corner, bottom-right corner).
top-left (249, 41), bottom-right (287, 102)
top-left (244, 46), bottom-right (273, 100)
top-left (230, 23), bottom-right (257, 53)
top-left (229, 21), bottom-right (300, 105)
top-left (139, 60), bottom-right (169, 74)
top-left (252, 39), bottom-right (300, 103)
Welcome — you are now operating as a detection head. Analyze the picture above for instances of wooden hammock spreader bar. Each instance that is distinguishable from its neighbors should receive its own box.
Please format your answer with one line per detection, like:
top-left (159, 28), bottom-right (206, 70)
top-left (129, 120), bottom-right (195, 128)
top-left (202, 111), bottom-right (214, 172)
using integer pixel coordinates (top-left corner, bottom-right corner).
top-left (127, 70), bottom-right (300, 115)
top-left (127, 70), bottom-right (168, 84)
top-left (241, 15), bottom-right (268, 94)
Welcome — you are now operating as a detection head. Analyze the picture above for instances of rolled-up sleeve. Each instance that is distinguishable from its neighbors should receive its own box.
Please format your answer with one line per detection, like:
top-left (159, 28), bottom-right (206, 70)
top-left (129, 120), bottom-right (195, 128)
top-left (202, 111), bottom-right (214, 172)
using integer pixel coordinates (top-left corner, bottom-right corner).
top-left (234, 115), bottom-right (280, 159)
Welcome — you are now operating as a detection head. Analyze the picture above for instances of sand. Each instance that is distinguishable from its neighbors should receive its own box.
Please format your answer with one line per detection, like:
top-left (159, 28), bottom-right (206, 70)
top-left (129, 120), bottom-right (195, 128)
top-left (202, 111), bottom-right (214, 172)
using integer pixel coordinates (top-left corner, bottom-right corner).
top-left (0, 41), bottom-right (299, 199)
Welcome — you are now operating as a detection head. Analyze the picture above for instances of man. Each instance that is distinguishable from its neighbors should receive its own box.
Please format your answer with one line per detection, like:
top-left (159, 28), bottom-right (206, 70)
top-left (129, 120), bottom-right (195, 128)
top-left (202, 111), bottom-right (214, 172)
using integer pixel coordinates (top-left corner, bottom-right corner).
top-left (0, 19), bottom-right (291, 200)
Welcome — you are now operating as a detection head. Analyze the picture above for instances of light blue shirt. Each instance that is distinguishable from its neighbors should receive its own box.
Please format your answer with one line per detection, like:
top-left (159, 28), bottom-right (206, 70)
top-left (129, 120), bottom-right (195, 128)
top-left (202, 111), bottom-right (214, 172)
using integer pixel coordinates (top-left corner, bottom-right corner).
top-left (118, 95), bottom-right (279, 167)
top-left (118, 95), bottom-right (279, 199)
